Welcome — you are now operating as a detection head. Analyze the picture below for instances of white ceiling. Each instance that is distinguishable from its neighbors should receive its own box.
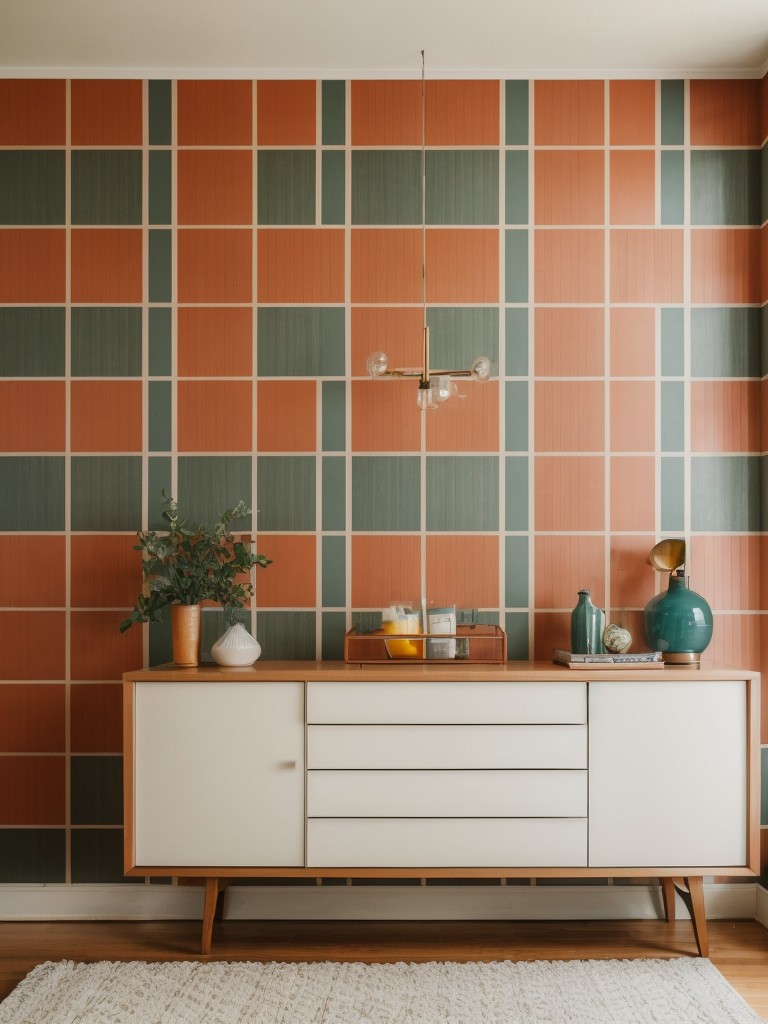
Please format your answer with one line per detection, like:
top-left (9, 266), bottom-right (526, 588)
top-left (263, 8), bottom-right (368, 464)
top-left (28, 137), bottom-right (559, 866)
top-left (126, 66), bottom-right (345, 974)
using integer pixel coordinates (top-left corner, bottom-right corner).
top-left (1, 0), bottom-right (767, 78)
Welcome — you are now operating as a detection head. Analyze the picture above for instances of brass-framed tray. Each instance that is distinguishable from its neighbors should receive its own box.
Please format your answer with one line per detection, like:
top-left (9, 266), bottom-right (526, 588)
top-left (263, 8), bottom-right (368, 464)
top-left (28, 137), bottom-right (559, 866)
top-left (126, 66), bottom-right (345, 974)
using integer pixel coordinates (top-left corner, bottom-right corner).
top-left (343, 624), bottom-right (507, 664)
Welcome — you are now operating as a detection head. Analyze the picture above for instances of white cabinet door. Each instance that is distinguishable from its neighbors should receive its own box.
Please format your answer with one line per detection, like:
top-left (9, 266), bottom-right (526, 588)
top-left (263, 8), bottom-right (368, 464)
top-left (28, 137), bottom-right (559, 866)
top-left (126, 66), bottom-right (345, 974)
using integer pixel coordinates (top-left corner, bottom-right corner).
top-left (134, 682), bottom-right (304, 867)
top-left (588, 680), bottom-right (747, 868)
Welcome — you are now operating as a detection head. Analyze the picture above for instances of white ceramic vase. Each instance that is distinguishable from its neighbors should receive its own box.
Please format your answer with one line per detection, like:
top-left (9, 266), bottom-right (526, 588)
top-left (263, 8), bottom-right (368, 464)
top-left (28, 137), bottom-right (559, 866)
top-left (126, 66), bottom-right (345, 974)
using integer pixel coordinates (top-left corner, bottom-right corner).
top-left (211, 622), bottom-right (261, 668)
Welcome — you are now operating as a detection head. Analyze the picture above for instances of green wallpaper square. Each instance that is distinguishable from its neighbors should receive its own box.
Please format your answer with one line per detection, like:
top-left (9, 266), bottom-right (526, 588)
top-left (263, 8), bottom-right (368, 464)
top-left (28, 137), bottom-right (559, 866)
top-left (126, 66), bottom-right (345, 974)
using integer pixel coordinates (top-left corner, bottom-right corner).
top-left (322, 150), bottom-right (345, 225)
top-left (149, 229), bottom-right (172, 303)
top-left (661, 456), bottom-right (684, 532)
top-left (426, 456), bottom-right (498, 532)
top-left (71, 756), bottom-right (123, 825)
top-left (322, 381), bottom-right (346, 451)
top-left (148, 457), bottom-right (172, 530)
top-left (71, 456), bottom-right (142, 531)
top-left (149, 615), bottom-right (173, 667)
top-left (148, 307), bottom-right (172, 377)
top-left (0, 829), bottom-right (65, 883)
top-left (691, 308), bottom-right (761, 378)
top-left (660, 381), bottom-right (684, 451)
top-left (322, 535), bottom-right (346, 606)
top-left (660, 307), bottom-right (684, 377)
top-left (257, 151), bottom-right (315, 225)
top-left (426, 151), bottom-right (499, 225)
top-left (71, 150), bottom-right (142, 225)
top-left (257, 307), bottom-right (345, 376)
top-left (322, 80), bottom-right (346, 145)
top-left (0, 457), bottom-right (64, 531)
top-left (149, 381), bottom-right (172, 452)
top-left (505, 536), bottom-right (529, 607)
top-left (505, 151), bottom-right (528, 225)
top-left (71, 307), bottom-right (142, 377)
top-left (149, 150), bottom-right (172, 224)
top-left (505, 612), bottom-right (529, 660)
top-left (505, 456), bottom-right (529, 531)
top-left (505, 81), bottom-right (529, 145)
top-left (352, 456), bottom-right (420, 531)
top-left (0, 151), bottom-right (65, 224)
top-left (257, 456), bottom-right (315, 531)
top-left (0, 307), bottom-right (65, 377)
top-left (149, 80), bottom-right (172, 146)
top-left (660, 151), bottom-right (684, 225)
top-left (691, 150), bottom-right (761, 226)
top-left (427, 308), bottom-right (498, 375)
top-left (322, 456), bottom-right (346, 531)
top-left (322, 611), bottom-right (346, 660)
top-left (352, 151), bottom-right (420, 225)
top-left (256, 611), bottom-right (316, 660)
top-left (504, 382), bottom-right (528, 451)
top-left (505, 230), bottom-right (528, 303)
top-left (505, 308), bottom-right (528, 376)
top-left (691, 456), bottom-right (761, 532)
top-left (660, 81), bottom-right (684, 145)
top-left (71, 828), bottom-right (139, 883)
top-left (178, 456), bottom-right (253, 529)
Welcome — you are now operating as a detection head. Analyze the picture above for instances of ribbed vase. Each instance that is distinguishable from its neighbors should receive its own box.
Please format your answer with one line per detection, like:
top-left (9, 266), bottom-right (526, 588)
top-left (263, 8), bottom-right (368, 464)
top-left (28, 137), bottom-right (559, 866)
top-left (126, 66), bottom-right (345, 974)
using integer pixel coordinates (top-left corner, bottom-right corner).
top-left (211, 622), bottom-right (261, 667)
top-left (171, 604), bottom-right (201, 667)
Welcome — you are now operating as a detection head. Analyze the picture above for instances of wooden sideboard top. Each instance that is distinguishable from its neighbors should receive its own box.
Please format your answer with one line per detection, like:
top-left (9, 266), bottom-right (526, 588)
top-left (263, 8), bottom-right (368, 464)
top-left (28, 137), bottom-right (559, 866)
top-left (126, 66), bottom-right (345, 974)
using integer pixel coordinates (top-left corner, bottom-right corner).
top-left (123, 661), bottom-right (760, 683)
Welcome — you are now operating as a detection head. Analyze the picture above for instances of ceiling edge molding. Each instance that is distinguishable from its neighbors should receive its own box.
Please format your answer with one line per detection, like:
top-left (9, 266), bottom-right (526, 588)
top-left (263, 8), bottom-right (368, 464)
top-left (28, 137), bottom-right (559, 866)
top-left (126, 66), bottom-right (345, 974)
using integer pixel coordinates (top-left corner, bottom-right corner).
top-left (0, 65), bottom-right (766, 80)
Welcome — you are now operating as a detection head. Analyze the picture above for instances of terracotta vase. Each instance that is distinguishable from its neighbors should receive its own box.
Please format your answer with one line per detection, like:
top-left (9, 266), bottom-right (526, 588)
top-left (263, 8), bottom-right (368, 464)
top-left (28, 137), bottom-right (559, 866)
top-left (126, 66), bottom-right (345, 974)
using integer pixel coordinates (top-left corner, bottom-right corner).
top-left (171, 604), bottom-right (201, 667)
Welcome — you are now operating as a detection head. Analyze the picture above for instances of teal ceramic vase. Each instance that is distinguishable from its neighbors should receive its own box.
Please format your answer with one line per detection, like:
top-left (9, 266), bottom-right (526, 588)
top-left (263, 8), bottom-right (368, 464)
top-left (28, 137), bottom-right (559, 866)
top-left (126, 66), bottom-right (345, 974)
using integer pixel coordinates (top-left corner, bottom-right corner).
top-left (571, 589), bottom-right (606, 655)
top-left (643, 570), bottom-right (713, 665)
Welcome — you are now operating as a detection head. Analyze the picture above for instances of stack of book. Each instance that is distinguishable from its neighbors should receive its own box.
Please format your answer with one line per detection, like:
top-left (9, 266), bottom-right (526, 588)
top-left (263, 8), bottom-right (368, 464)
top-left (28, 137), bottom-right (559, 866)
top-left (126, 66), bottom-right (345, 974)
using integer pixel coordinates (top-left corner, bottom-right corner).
top-left (553, 649), bottom-right (664, 669)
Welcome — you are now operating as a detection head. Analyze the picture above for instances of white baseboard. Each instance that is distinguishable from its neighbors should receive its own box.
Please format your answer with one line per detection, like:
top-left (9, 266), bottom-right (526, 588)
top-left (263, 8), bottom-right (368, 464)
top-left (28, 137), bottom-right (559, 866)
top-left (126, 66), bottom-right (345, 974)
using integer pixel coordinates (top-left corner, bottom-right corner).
top-left (0, 882), bottom-right (757, 922)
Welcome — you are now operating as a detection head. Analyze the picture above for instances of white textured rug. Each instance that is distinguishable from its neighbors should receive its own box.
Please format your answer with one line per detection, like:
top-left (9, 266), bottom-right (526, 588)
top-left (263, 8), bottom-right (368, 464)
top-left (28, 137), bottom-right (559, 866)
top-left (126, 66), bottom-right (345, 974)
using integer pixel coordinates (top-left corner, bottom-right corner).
top-left (0, 958), bottom-right (763, 1024)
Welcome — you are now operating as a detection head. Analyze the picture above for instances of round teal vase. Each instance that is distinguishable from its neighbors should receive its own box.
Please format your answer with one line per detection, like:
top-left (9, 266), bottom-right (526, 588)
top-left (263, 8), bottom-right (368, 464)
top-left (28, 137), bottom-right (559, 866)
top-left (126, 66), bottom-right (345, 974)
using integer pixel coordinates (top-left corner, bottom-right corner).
top-left (643, 571), bottom-right (713, 665)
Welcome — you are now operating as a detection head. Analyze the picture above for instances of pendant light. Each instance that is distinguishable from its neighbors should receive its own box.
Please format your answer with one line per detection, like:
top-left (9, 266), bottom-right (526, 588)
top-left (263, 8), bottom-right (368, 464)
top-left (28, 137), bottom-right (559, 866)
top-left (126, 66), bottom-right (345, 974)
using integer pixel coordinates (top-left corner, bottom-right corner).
top-left (366, 50), bottom-right (492, 410)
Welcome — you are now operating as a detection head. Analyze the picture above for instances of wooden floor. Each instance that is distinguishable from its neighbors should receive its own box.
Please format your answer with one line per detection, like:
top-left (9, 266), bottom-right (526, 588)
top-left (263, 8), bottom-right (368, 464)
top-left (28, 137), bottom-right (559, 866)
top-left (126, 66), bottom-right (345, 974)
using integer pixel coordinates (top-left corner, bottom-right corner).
top-left (1, 919), bottom-right (768, 1018)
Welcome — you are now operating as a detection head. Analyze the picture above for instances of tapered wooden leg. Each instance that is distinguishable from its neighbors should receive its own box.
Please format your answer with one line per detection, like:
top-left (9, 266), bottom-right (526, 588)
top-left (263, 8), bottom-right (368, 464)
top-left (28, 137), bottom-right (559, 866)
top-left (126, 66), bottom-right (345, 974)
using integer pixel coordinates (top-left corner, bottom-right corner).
top-left (660, 877), bottom-right (677, 922)
top-left (201, 878), bottom-right (226, 955)
top-left (671, 876), bottom-right (709, 957)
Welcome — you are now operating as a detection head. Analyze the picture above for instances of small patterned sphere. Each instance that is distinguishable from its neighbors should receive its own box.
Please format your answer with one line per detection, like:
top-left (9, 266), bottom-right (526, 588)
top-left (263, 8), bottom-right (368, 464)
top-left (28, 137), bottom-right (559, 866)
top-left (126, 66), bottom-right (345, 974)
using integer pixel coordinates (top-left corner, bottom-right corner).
top-left (603, 624), bottom-right (632, 653)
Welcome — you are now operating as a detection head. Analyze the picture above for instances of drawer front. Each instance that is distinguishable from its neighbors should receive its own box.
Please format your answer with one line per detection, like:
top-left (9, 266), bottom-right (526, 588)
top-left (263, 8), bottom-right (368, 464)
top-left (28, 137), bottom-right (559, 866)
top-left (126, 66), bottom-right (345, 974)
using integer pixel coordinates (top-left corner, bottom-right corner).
top-left (307, 725), bottom-right (587, 770)
top-left (307, 681), bottom-right (586, 724)
top-left (307, 818), bottom-right (588, 868)
top-left (307, 769), bottom-right (588, 818)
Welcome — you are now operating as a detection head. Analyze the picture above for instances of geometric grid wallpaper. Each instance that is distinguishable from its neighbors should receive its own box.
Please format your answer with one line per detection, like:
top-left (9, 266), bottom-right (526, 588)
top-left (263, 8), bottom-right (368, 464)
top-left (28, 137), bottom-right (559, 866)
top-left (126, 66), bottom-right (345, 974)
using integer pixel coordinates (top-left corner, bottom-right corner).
top-left (0, 74), bottom-right (766, 886)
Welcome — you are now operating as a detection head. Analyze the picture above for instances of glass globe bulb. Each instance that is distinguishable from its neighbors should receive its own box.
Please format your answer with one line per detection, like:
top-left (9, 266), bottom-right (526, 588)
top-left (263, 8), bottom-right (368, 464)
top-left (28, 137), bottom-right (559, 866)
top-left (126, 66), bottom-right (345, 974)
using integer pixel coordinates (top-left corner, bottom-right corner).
top-left (470, 355), bottom-right (491, 382)
top-left (366, 351), bottom-right (388, 378)
top-left (433, 375), bottom-right (453, 403)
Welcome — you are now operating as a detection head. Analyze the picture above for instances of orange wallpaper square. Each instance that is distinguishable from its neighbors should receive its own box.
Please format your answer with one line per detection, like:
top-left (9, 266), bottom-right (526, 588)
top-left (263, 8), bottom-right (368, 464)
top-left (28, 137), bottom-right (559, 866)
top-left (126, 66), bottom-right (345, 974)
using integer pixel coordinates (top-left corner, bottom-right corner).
top-left (534, 151), bottom-right (604, 225)
top-left (609, 380), bottom-right (655, 451)
top-left (704, 613), bottom-right (761, 674)
top-left (351, 229), bottom-right (421, 304)
top-left (534, 229), bottom-right (605, 303)
top-left (258, 229), bottom-right (344, 303)
top-left (0, 536), bottom-right (66, 608)
top-left (0, 756), bottom-right (65, 825)
top-left (426, 381), bottom-right (500, 453)
top-left (70, 229), bottom-right (143, 304)
top-left (177, 150), bottom-right (253, 226)
top-left (0, 80), bottom-right (66, 145)
top-left (534, 456), bottom-right (605, 531)
top-left (177, 81), bottom-right (253, 146)
top-left (70, 683), bottom-right (123, 754)
top-left (610, 456), bottom-right (655, 532)
top-left (609, 151), bottom-right (655, 225)
top-left (351, 535), bottom-right (421, 609)
top-left (534, 381), bottom-right (605, 452)
top-left (70, 611), bottom-right (143, 681)
top-left (351, 307), bottom-right (423, 377)
top-left (0, 229), bottom-right (65, 303)
top-left (691, 381), bottom-right (761, 453)
top-left (533, 308), bottom-right (605, 377)
top-left (691, 229), bottom-right (761, 304)
top-left (610, 308), bottom-right (655, 377)
top-left (178, 380), bottom-right (253, 452)
top-left (0, 685), bottom-right (65, 753)
top-left (610, 535), bottom-right (657, 609)
top-left (534, 81), bottom-right (604, 146)
top-left (425, 81), bottom-right (499, 145)
top-left (351, 81), bottom-right (421, 146)
top-left (426, 535), bottom-right (500, 608)
top-left (609, 81), bottom-right (656, 145)
top-left (426, 229), bottom-right (499, 303)
top-left (255, 534), bottom-right (316, 607)
top-left (71, 80), bottom-right (142, 146)
top-left (0, 381), bottom-right (65, 452)
top-left (351, 380), bottom-right (420, 452)
top-left (534, 535), bottom-right (606, 610)
top-left (178, 307), bottom-right (253, 377)
top-left (256, 380), bottom-right (316, 452)
top-left (0, 612), bottom-right (66, 680)
top-left (70, 535), bottom-right (143, 609)
top-left (690, 80), bottom-right (761, 146)
top-left (178, 229), bottom-right (253, 303)
top-left (610, 229), bottom-right (683, 303)
top-left (532, 610), bottom-right (570, 660)
top-left (70, 380), bottom-right (143, 453)
top-left (690, 536), bottom-right (764, 612)
top-left (257, 81), bottom-right (316, 145)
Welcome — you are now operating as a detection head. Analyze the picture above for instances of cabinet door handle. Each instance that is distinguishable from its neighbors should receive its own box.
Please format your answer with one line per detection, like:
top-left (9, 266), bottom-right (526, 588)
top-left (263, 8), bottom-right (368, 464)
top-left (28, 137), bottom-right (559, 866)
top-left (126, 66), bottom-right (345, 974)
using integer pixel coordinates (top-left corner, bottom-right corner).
top-left (279, 760), bottom-right (298, 769)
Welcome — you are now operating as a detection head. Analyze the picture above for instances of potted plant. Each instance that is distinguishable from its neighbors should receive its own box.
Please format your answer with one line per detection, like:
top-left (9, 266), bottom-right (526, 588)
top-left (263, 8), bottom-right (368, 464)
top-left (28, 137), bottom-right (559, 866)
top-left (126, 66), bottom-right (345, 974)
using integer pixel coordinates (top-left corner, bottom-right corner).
top-left (119, 495), bottom-right (270, 667)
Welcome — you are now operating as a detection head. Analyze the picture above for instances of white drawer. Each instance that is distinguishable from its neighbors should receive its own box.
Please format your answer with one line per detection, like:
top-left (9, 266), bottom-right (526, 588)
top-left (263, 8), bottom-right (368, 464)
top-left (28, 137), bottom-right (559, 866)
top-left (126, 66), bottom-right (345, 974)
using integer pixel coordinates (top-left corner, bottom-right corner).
top-left (307, 770), bottom-right (588, 818)
top-left (307, 681), bottom-right (586, 724)
top-left (307, 818), bottom-right (588, 868)
top-left (307, 725), bottom-right (587, 769)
